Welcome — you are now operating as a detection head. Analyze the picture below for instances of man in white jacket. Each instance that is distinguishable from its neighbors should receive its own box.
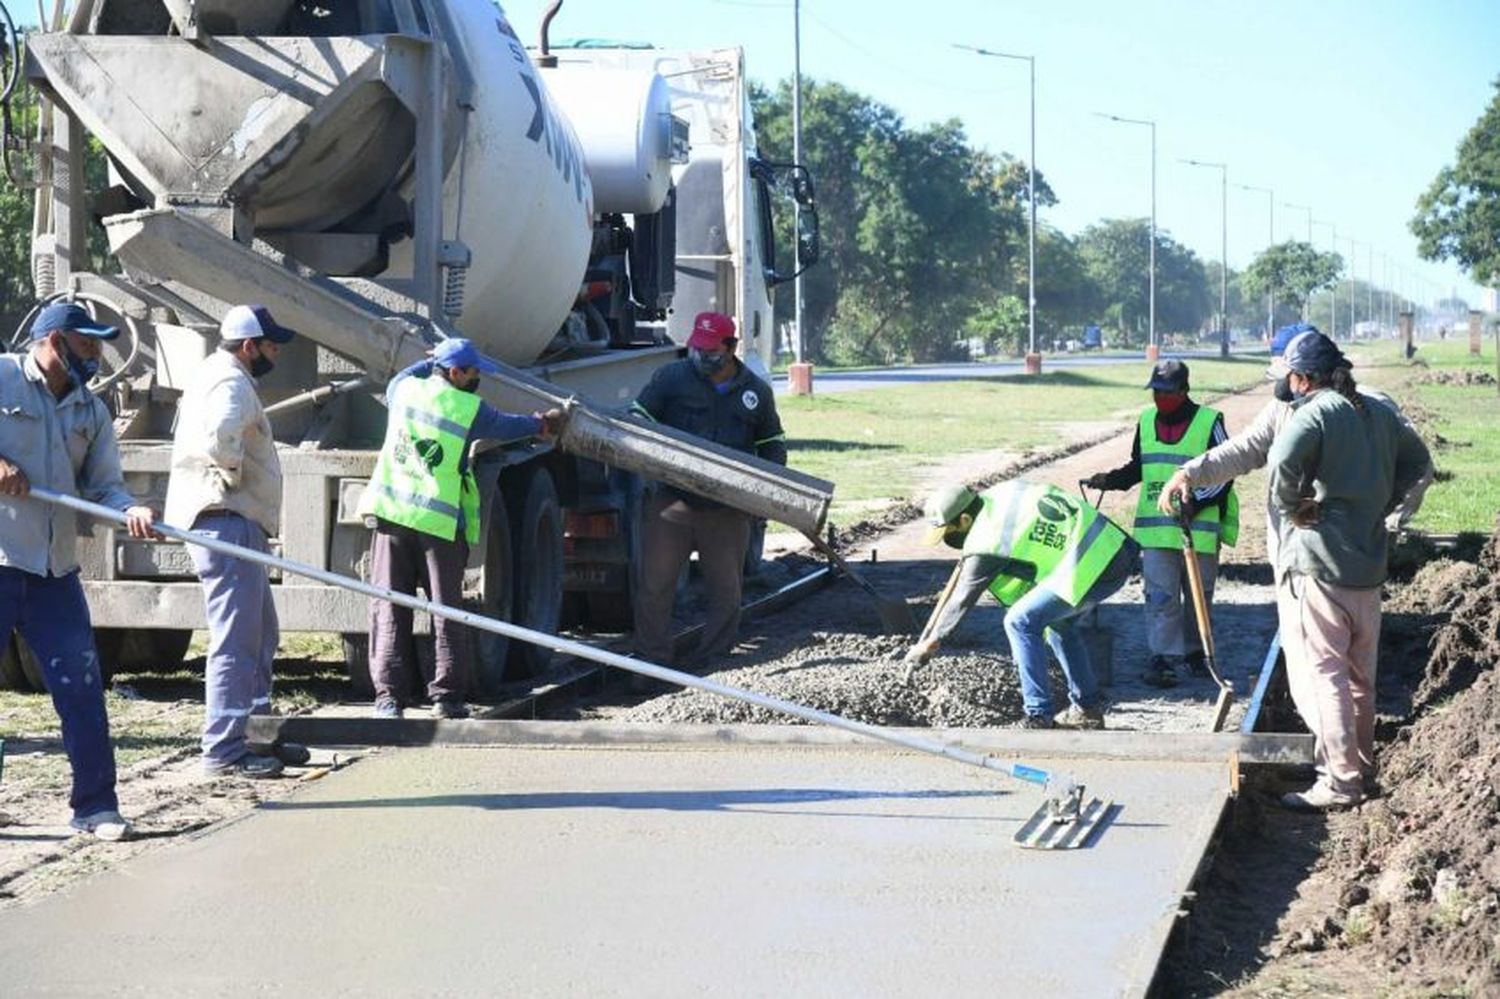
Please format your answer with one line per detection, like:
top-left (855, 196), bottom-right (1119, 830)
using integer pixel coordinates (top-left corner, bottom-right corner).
top-left (165, 305), bottom-right (297, 778)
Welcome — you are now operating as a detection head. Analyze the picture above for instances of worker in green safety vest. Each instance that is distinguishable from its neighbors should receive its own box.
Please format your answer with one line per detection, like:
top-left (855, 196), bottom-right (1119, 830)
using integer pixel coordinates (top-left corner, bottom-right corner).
top-left (904, 479), bottom-right (1140, 729)
top-left (358, 338), bottom-right (562, 720)
top-left (1084, 359), bottom-right (1238, 688)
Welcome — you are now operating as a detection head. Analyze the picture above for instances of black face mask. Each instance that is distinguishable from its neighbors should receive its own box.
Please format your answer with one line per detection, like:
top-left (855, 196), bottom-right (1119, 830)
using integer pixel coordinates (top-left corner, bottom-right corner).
top-left (248, 353), bottom-right (275, 378)
top-left (1273, 375), bottom-right (1293, 403)
top-left (459, 377), bottom-right (480, 393)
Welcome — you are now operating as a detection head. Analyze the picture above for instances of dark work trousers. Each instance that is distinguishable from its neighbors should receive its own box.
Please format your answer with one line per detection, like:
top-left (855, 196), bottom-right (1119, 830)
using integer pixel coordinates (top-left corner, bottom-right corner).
top-left (367, 518), bottom-right (471, 704)
top-left (188, 512), bottom-right (278, 768)
top-left (632, 490), bottom-right (753, 667)
top-left (0, 567), bottom-right (118, 818)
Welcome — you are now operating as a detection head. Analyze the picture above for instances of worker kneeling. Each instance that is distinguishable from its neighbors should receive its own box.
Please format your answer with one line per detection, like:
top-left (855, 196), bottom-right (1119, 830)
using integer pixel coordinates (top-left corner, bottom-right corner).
top-left (904, 480), bottom-right (1140, 730)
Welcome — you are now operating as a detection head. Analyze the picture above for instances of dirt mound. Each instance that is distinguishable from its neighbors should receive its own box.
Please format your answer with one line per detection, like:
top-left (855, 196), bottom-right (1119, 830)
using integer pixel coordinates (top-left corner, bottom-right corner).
top-left (622, 633), bottom-right (1026, 728)
top-left (1412, 369), bottom-right (1497, 386)
top-left (1272, 524), bottom-right (1500, 993)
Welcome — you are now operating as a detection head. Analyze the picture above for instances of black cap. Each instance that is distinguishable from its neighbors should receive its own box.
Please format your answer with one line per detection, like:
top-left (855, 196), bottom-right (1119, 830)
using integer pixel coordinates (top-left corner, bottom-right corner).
top-left (1145, 359), bottom-right (1189, 392)
top-left (1282, 330), bottom-right (1349, 376)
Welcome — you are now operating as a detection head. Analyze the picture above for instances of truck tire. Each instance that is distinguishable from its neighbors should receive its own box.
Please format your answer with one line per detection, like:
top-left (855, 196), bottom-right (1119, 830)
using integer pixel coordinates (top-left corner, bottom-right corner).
top-left (468, 486), bottom-right (514, 697)
top-left (0, 633), bottom-right (45, 692)
top-left (341, 633), bottom-right (373, 700)
top-left (95, 628), bottom-right (193, 679)
top-left (505, 466), bottom-right (562, 678)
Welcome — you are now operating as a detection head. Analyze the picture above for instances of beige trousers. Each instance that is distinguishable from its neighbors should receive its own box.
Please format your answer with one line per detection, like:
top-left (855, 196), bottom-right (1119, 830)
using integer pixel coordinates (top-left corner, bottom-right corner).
top-left (1278, 574), bottom-right (1382, 795)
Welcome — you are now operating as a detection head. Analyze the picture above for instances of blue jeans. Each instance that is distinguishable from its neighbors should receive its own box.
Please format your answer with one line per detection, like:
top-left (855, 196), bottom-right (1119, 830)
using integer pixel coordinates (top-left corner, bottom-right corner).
top-left (188, 513), bottom-right (278, 767)
top-left (1003, 545), bottom-right (1136, 718)
top-left (0, 567), bottom-right (118, 818)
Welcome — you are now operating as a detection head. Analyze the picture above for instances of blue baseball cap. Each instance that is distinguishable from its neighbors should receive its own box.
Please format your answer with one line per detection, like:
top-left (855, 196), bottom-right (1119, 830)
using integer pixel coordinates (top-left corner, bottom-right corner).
top-left (30, 301), bottom-right (119, 340)
top-left (1282, 329), bottom-right (1349, 376)
top-left (220, 304), bottom-right (296, 343)
top-left (430, 337), bottom-right (502, 375)
top-left (1268, 322), bottom-right (1320, 378)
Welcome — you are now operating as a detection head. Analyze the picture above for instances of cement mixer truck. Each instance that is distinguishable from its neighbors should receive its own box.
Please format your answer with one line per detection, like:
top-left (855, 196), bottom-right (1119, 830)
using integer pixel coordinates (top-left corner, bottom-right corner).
top-left (0, 0), bottom-right (829, 695)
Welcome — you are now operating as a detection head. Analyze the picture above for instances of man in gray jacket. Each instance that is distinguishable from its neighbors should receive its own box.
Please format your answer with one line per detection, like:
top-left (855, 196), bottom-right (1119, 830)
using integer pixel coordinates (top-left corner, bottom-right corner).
top-left (165, 305), bottom-right (297, 778)
top-left (0, 302), bottom-right (158, 840)
top-left (1265, 332), bottom-right (1430, 810)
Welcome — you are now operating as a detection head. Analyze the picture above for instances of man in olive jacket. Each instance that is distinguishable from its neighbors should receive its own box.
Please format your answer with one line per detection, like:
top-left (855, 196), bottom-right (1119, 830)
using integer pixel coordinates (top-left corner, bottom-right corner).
top-left (1267, 331), bottom-right (1431, 811)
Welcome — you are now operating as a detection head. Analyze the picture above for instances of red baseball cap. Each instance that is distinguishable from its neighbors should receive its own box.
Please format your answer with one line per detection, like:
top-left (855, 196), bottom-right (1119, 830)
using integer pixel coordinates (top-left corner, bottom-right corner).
top-left (686, 311), bottom-right (736, 350)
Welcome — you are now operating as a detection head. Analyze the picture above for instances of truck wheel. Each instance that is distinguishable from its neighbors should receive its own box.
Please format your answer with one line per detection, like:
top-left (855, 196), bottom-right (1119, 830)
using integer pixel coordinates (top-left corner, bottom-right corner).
top-left (0, 633), bottom-right (45, 692)
top-left (341, 633), bottom-right (374, 700)
top-left (505, 466), bottom-right (562, 678)
top-left (96, 628), bottom-right (193, 678)
top-left (468, 485), bottom-right (514, 697)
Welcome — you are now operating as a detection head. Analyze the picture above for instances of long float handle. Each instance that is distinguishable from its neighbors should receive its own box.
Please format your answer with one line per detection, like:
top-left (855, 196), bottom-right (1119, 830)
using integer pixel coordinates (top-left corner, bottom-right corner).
top-left (29, 486), bottom-right (1063, 793)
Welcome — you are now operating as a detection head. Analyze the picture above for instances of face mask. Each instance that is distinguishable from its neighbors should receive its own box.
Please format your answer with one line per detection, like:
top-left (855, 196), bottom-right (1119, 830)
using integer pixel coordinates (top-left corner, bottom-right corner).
top-left (247, 344), bottom-right (275, 379)
top-left (1153, 391), bottom-right (1186, 415)
top-left (1273, 376), bottom-right (1293, 403)
top-left (459, 377), bottom-right (480, 393)
top-left (64, 343), bottom-right (99, 384)
top-left (690, 348), bottom-right (729, 377)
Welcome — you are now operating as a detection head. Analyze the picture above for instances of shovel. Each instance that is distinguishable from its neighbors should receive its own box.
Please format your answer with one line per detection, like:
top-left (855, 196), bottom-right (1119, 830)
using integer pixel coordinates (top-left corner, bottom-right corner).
top-left (1178, 508), bottom-right (1234, 732)
top-left (803, 530), bottom-right (918, 634)
top-left (901, 559), bottom-right (963, 684)
top-left (29, 486), bottom-right (1107, 847)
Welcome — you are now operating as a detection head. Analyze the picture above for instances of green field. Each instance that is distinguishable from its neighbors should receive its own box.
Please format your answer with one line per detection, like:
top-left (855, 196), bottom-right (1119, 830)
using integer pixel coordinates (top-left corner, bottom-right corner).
top-left (1349, 337), bottom-right (1500, 536)
top-left (779, 356), bottom-right (1268, 526)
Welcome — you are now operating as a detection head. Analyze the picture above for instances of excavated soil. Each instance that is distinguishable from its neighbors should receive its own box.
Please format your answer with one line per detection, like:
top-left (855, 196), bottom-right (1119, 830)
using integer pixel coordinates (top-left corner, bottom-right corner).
top-left (1160, 520), bottom-right (1500, 996)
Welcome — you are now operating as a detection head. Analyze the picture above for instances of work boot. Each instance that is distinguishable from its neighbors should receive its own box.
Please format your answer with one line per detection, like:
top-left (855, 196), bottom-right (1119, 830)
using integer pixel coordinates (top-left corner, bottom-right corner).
top-left (1018, 714), bottom-right (1055, 730)
top-left (1141, 655), bottom-right (1179, 688)
top-left (1183, 651), bottom-right (1209, 677)
top-left (1279, 781), bottom-right (1362, 812)
top-left (69, 809), bottom-right (133, 842)
top-left (1053, 704), bottom-right (1106, 730)
top-left (373, 698), bottom-right (403, 719)
top-left (204, 752), bottom-right (284, 780)
top-left (431, 700), bottom-right (470, 720)
top-left (272, 741), bottom-right (311, 766)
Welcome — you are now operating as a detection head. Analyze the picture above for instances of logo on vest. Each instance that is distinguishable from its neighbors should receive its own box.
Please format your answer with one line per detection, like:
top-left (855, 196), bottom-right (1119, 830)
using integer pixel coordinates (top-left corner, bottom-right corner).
top-left (742, 389), bottom-right (760, 411)
top-left (413, 438), bottom-right (444, 472)
top-left (1036, 494), bottom-right (1077, 523)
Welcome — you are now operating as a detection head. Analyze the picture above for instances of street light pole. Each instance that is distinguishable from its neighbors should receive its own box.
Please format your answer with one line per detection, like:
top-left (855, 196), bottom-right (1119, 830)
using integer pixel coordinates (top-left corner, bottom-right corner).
top-left (792, 0), bottom-right (803, 363)
top-left (1283, 202), bottom-right (1313, 243)
top-left (957, 44), bottom-right (1040, 373)
top-left (1183, 158), bottom-right (1228, 357)
top-left (1313, 219), bottom-right (1337, 336)
top-left (1098, 113), bottom-right (1157, 358)
top-left (1237, 183), bottom-right (1274, 338)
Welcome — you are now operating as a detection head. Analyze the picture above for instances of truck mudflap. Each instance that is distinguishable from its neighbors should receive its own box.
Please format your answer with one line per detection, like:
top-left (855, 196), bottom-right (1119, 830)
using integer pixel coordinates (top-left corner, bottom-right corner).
top-left (104, 208), bottom-right (832, 535)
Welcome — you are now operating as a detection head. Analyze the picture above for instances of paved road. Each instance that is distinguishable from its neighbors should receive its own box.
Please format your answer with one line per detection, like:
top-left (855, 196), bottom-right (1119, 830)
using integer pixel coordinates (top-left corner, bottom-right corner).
top-left (0, 732), bottom-right (1230, 997)
top-left (771, 347), bottom-right (1262, 395)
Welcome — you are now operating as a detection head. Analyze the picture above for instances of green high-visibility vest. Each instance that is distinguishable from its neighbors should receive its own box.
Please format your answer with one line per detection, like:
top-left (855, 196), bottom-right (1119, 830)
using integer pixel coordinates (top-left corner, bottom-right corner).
top-left (358, 374), bottom-right (483, 544)
top-left (1131, 404), bottom-right (1239, 553)
top-left (962, 481), bottom-right (1129, 607)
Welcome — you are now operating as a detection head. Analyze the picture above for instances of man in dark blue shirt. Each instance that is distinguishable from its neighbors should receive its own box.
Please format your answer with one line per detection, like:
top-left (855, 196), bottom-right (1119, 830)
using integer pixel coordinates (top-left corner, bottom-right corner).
top-left (629, 312), bottom-right (787, 670)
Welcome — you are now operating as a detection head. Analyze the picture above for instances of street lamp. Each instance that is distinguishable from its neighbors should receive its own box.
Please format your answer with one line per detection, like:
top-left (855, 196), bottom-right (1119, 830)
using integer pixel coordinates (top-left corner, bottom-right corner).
top-left (1236, 183), bottom-right (1274, 338)
top-left (1283, 202), bottom-right (1313, 243)
top-left (1097, 112), bottom-right (1157, 357)
top-left (1182, 158), bottom-right (1228, 358)
top-left (787, 0), bottom-right (811, 395)
top-left (957, 43), bottom-right (1040, 372)
top-left (1312, 219), bottom-right (1337, 336)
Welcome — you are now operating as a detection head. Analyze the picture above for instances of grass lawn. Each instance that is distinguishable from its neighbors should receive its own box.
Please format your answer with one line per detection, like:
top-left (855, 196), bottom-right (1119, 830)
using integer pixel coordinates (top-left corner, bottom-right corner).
top-left (1348, 337), bottom-right (1500, 536)
top-left (778, 355), bottom-right (1269, 527)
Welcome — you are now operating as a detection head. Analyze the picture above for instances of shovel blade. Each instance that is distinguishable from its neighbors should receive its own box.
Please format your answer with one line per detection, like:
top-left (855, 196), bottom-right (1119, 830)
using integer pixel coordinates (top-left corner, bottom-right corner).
top-left (1013, 797), bottom-right (1113, 850)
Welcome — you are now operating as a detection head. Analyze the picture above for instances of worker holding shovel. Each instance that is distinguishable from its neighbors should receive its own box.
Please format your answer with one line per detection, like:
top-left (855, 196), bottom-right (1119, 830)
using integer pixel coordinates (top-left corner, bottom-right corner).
top-left (904, 480), bottom-right (1140, 730)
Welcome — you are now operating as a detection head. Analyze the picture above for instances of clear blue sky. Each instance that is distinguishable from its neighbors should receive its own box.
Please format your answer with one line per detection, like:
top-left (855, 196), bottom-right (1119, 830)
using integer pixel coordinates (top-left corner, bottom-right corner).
top-left (507, 0), bottom-right (1498, 306)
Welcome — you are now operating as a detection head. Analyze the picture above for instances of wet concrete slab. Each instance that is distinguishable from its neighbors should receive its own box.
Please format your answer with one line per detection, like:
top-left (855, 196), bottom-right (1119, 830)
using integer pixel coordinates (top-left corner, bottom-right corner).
top-left (0, 738), bottom-right (1229, 997)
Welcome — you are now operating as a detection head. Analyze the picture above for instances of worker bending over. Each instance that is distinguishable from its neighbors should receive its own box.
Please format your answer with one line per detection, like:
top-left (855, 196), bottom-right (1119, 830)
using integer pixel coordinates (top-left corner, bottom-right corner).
top-left (904, 479), bottom-right (1140, 730)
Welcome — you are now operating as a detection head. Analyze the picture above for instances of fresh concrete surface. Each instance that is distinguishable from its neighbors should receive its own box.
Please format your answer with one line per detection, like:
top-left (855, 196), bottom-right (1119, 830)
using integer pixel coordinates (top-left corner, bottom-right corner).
top-left (0, 739), bottom-right (1228, 997)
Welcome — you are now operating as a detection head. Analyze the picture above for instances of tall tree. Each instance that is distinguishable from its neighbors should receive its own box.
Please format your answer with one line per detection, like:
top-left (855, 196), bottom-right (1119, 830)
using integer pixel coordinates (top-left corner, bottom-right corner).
top-left (1076, 219), bottom-right (1210, 343)
top-left (1243, 241), bottom-right (1341, 318)
top-left (1411, 77), bottom-right (1500, 286)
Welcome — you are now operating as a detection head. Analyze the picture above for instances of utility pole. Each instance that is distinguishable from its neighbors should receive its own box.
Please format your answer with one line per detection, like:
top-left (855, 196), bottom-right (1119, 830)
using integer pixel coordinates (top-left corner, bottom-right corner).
top-left (786, 0), bottom-right (813, 395)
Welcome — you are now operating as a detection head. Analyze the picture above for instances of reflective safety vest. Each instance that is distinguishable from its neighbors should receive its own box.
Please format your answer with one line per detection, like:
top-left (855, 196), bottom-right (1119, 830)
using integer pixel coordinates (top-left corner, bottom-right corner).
top-left (1132, 405), bottom-right (1239, 553)
top-left (962, 481), bottom-right (1130, 607)
top-left (358, 374), bottom-right (482, 544)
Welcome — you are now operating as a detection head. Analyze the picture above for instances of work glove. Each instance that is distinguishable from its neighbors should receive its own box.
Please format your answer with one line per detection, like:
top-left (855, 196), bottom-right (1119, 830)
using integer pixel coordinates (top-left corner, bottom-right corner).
top-left (903, 638), bottom-right (938, 666)
top-left (1082, 472), bottom-right (1109, 491)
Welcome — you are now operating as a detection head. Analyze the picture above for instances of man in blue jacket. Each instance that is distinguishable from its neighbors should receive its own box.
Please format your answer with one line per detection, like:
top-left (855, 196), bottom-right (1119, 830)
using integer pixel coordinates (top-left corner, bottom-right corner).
top-left (630, 312), bottom-right (787, 670)
top-left (0, 302), bottom-right (158, 840)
